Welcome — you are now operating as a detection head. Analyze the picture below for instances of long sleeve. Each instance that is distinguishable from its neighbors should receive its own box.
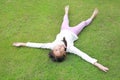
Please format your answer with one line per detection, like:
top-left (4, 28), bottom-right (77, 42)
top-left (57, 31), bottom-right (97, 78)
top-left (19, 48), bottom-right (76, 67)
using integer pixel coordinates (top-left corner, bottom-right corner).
top-left (26, 42), bottom-right (53, 49)
top-left (68, 46), bottom-right (97, 64)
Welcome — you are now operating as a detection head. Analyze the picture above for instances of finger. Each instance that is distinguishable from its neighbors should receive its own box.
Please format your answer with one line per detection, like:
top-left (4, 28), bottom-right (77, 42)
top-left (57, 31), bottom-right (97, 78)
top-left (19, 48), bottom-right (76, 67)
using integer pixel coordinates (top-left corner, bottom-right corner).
top-left (103, 67), bottom-right (109, 72)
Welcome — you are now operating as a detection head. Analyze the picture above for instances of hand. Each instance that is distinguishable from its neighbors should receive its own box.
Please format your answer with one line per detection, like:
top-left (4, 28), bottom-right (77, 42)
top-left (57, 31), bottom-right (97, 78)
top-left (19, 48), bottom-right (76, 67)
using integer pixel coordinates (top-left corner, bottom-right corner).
top-left (94, 62), bottom-right (109, 72)
top-left (13, 42), bottom-right (26, 47)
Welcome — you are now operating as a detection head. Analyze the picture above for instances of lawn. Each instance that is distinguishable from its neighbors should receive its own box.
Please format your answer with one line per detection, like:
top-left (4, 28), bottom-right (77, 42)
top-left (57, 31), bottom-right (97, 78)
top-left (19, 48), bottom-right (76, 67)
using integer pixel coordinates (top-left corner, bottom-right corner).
top-left (0, 0), bottom-right (120, 80)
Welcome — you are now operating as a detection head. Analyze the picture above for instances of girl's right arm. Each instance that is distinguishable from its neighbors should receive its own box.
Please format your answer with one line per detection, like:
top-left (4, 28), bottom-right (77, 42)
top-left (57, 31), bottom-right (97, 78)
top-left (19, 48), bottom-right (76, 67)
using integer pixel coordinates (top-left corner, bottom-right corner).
top-left (13, 42), bottom-right (53, 49)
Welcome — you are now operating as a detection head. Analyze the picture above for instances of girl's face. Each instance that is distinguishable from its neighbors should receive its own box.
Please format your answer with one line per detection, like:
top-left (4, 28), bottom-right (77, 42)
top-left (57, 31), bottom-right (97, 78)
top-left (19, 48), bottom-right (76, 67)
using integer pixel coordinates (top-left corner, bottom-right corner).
top-left (53, 44), bottom-right (66, 57)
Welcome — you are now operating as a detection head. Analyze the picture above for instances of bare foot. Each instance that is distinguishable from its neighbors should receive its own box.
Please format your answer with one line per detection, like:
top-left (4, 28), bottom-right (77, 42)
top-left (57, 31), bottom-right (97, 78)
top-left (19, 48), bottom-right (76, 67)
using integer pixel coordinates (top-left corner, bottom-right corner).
top-left (65, 5), bottom-right (69, 14)
top-left (91, 8), bottom-right (99, 19)
top-left (93, 8), bottom-right (99, 16)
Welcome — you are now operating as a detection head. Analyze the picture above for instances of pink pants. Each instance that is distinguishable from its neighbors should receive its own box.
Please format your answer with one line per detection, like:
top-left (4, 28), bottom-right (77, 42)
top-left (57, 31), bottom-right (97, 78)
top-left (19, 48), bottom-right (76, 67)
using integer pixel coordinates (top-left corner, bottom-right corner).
top-left (61, 14), bottom-right (92, 35)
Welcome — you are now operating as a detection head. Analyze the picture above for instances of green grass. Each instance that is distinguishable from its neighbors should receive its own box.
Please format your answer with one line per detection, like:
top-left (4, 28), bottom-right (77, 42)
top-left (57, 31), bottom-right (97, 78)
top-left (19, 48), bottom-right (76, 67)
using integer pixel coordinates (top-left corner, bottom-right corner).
top-left (0, 0), bottom-right (120, 80)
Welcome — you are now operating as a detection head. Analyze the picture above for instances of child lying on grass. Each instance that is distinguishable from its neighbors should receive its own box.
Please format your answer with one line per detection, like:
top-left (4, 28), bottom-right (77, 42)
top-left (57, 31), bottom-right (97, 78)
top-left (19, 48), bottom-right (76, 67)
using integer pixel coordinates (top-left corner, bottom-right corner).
top-left (13, 5), bottom-right (109, 72)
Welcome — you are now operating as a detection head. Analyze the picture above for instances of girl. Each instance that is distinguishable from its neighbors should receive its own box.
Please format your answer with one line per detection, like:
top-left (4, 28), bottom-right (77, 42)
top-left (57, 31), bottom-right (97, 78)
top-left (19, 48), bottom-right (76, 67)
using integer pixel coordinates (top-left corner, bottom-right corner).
top-left (13, 5), bottom-right (109, 72)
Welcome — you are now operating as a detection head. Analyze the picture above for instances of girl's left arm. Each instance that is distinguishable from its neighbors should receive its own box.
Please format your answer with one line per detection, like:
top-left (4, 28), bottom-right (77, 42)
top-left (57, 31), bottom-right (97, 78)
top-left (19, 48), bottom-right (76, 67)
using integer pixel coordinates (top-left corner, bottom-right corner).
top-left (69, 46), bottom-right (109, 72)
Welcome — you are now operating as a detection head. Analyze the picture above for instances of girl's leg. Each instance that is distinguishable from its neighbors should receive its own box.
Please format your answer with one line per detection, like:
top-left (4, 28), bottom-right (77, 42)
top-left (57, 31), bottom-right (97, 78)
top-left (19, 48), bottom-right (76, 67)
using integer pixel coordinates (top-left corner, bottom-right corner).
top-left (61, 5), bottom-right (70, 30)
top-left (70, 18), bottom-right (92, 35)
top-left (70, 8), bottom-right (98, 35)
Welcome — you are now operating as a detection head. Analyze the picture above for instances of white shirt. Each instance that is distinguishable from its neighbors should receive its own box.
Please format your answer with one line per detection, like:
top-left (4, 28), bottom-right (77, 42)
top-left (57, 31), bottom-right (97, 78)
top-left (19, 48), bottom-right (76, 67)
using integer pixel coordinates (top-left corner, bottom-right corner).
top-left (26, 30), bottom-right (97, 64)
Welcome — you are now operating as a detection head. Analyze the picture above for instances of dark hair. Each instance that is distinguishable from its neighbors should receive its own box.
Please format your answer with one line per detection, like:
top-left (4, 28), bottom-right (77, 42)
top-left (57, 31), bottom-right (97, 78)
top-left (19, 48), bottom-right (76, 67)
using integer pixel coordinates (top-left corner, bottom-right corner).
top-left (48, 51), bottom-right (66, 62)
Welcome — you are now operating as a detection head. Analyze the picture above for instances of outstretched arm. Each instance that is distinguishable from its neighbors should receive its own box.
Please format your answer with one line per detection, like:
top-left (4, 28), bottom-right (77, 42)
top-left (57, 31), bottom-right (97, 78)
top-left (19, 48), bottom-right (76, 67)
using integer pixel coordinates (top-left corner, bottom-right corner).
top-left (69, 46), bottom-right (109, 72)
top-left (13, 42), bottom-right (53, 49)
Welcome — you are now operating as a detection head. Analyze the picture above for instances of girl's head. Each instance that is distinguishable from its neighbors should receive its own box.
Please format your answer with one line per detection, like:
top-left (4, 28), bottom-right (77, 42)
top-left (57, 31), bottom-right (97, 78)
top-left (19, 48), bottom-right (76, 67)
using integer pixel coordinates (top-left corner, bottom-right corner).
top-left (49, 44), bottom-right (66, 62)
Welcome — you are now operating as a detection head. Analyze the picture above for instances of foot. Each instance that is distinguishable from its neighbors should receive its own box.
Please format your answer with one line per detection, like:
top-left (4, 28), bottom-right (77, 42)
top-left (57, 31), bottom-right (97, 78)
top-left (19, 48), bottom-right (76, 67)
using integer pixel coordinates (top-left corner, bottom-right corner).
top-left (65, 5), bottom-right (69, 14)
top-left (91, 8), bottom-right (99, 19)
